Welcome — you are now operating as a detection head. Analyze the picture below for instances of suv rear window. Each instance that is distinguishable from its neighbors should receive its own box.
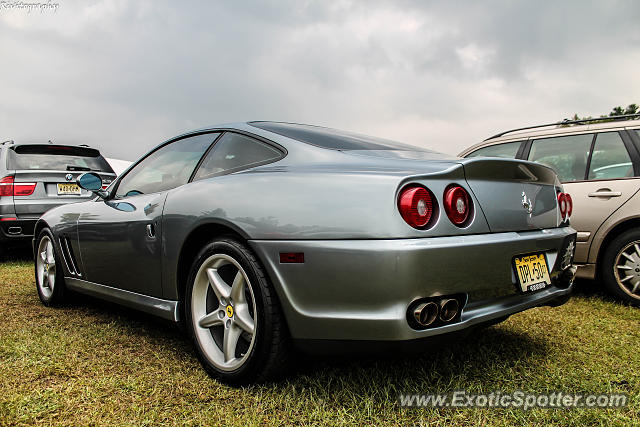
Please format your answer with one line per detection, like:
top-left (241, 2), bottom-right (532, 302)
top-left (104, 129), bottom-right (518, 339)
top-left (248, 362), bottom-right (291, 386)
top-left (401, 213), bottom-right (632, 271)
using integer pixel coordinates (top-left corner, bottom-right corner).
top-left (8, 145), bottom-right (114, 173)
top-left (249, 121), bottom-right (429, 151)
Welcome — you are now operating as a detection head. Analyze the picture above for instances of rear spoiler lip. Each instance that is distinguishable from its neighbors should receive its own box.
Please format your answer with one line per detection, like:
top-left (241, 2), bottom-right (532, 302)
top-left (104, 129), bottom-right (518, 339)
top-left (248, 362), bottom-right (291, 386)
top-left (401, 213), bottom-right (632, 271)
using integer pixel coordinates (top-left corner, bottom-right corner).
top-left (455, 157), bottom-right (559, 184)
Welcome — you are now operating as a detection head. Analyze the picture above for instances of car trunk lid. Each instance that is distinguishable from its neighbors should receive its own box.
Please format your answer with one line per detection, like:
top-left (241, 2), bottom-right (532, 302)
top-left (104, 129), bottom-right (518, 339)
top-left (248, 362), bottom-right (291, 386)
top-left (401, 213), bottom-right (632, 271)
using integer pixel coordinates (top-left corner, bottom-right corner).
top-left (459, 158), bottom-right (562, 232)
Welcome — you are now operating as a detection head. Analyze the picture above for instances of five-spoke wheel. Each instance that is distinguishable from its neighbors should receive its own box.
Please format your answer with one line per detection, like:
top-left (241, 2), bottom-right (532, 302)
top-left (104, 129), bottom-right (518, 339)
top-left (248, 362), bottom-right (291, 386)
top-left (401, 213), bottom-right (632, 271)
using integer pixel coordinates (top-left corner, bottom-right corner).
top-left (34, 228), bottom-right (66, 306)
top-left (186, 237), bottom-right (290, 385)
top-left (191, 253), bottom-right (257, 371)
top-left (36, 235), bottom-right (57, 300)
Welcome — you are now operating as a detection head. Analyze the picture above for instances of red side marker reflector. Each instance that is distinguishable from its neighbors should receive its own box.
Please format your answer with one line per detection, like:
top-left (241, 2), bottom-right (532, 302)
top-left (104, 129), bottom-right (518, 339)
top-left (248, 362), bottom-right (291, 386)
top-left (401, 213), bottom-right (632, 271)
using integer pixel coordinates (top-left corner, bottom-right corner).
top-left (279, 252), bottom-right (304, 263)
top-left (0, 217), bottom-right (17, 221)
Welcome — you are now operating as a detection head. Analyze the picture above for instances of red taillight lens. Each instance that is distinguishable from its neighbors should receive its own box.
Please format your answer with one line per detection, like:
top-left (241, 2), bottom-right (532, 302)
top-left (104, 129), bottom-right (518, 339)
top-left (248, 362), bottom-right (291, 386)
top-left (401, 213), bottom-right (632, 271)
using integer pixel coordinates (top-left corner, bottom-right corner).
top-left (443, 185), bottom-right (471, 226)
top-left (398, 185), bottom-right (434, 228)
top-left (14, 182), bottom-right (36, 196)
top-left (557, 192), bottom-right (567, 218)
top-left (557, 192), bottom-right (572, 221)
top-left (0, 176), bottom-right (14, 197)
top-left (0, 176), bottom-right (36, 197)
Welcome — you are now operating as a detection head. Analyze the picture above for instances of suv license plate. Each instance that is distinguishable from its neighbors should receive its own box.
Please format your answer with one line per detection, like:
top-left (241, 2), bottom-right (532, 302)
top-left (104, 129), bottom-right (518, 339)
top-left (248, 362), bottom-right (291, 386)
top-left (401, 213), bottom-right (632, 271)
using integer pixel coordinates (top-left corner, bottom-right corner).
top-left (57, 183), bottom-right (81, 195)
top-left (514, 253), bottom-right (551, 292)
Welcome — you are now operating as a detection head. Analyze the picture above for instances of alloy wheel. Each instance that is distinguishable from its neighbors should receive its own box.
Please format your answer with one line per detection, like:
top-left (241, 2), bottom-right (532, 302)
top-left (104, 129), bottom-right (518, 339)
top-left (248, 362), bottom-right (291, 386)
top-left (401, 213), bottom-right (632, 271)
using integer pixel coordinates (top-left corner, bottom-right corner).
top-left (191, 253), bottom-right (257, 371)
top-left (36, 235), bottom-right (56, 300)
top-left (613, 240), bottom-right (640, 299)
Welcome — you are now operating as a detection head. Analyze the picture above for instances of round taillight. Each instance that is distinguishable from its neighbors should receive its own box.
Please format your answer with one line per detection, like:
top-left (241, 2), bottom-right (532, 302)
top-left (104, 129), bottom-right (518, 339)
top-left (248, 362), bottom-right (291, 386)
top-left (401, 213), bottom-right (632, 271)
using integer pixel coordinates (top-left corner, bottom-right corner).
top-left (398, 185), bottom-right (433, 228)
top-left (443, 185), bottom-right (471, 226)
top-left (558, 192), bottom-right (567, 218)
top-left (565, 193), bottom-right (573, 218)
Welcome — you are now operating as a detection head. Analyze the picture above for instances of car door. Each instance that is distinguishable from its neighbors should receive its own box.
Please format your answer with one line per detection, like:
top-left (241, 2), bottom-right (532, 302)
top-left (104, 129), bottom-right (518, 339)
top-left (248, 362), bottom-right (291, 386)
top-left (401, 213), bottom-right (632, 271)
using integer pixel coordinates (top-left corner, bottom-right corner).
top-left (526, 131), bottom-right (640, 263)
top-left (77, 132), bottom-right (219, 296)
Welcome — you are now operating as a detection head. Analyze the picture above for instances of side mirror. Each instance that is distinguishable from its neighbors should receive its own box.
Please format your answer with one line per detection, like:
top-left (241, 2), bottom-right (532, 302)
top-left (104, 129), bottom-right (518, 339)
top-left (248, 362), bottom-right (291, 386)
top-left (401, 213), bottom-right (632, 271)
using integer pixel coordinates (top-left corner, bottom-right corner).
top-left (77, 172), bottom-right (108, 199)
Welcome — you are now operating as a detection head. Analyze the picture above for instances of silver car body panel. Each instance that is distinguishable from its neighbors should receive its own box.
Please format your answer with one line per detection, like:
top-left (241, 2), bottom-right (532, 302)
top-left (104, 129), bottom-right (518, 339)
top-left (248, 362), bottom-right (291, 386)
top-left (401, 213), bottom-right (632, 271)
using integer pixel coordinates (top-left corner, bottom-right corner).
top-left (37, 122), bottom-right (576, 343)
top-left (249, 227), bottom-right (573, 341)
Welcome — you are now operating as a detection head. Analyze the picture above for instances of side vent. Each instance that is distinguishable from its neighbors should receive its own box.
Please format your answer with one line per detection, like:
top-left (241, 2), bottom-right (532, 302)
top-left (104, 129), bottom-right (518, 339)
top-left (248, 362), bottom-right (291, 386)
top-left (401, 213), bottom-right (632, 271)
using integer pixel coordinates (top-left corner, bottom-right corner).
top-left (59, 236), bottom-right (81, 277)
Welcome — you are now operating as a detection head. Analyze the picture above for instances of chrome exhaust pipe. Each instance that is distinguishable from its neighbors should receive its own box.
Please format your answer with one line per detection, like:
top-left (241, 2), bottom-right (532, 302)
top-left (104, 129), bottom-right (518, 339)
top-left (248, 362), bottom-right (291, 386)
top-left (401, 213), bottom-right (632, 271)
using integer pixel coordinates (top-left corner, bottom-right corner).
top-left (439, 298), bottom-right (459, 322)
top-left (413, 301), bottom-right (439, 327)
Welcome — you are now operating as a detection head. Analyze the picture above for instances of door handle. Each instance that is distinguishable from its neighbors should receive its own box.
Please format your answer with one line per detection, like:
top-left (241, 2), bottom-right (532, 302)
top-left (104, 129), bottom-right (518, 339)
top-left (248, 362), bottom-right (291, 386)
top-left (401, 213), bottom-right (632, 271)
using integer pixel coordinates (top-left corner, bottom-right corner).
top-left (588, 190), bottom-right (622, 198)
top-left (146, 223), bottom-right (156, 238)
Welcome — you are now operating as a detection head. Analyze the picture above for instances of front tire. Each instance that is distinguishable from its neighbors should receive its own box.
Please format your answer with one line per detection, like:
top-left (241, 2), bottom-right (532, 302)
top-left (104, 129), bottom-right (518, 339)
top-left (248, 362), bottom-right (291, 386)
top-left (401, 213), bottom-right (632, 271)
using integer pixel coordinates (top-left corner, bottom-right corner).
top-left (185, 237), bottom-right (290, 385)
top-left (34, 228), bottom-right (67, 307)
top-left (602, 228), bottom-right (640, 306)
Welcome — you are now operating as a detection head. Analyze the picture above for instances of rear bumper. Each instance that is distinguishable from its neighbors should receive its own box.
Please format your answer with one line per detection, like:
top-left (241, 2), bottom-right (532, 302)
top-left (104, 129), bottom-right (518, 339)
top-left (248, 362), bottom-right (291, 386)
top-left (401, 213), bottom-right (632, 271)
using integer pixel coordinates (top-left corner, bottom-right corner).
top-left (0, 217), bottom-right (36, 243)
top-left (249, 227), bottom-right (576, 341)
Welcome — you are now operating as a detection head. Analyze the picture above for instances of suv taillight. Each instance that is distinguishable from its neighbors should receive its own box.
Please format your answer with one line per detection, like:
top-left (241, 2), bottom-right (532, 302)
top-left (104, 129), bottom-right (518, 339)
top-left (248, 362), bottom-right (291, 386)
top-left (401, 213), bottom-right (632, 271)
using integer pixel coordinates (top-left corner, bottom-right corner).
top-left (0, 176), bottom-right (14, 197)
top-left (443, 185), bottom-right (472, 226)
top-left (0, 176), bottom-right (36, 197)
top-left (398, 185), bottom-right (435, 229)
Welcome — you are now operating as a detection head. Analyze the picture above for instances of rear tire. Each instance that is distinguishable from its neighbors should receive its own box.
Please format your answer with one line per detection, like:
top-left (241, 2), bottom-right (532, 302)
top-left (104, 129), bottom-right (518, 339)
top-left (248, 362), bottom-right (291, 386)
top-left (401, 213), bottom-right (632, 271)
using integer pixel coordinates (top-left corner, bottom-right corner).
top-left (185, 237), bottom-right (290, 385)
top-left (601, 229), bottom-right (640, 306)
top-left (34, 228), bottom-right (67, 307)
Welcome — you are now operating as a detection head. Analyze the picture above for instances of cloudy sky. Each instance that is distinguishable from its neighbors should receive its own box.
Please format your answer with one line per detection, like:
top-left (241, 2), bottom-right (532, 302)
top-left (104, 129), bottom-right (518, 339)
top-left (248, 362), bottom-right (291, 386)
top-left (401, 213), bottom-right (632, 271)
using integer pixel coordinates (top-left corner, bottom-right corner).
top-left (1, 0), bottom-right (639, 160)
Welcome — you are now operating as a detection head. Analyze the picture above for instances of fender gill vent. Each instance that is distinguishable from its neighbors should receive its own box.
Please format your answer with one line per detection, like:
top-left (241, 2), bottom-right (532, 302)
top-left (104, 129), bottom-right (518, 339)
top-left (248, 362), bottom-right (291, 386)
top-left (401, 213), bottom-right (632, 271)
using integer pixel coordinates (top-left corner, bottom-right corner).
top-left (59, 236), bottom-right (81, 276)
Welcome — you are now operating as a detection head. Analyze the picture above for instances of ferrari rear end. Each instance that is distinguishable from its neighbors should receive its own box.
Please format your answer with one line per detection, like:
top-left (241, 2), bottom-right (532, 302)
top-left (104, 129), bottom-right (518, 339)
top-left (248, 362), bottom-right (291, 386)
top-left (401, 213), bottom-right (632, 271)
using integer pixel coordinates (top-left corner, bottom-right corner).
top-left (249, 157), bottom-right (577, 344)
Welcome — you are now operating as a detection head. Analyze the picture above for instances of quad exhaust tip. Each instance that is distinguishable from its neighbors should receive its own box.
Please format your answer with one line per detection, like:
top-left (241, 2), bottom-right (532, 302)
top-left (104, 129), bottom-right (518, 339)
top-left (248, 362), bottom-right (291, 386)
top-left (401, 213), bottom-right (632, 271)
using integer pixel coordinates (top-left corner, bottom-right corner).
top-left (413, 301), bottom-right (439, 327)
top-left (439, 298), bottom-right (459, 322)
top-left (409, 296), bottom-right (463, 329)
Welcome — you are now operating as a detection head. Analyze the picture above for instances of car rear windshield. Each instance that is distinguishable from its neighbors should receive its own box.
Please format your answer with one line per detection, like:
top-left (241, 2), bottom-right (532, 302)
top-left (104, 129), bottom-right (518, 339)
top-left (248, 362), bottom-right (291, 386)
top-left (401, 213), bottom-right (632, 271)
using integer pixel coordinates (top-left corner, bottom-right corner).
top-left (249, 121), bottom-right (428, 151)
top-left (8, 145), bottom-right (114, 173)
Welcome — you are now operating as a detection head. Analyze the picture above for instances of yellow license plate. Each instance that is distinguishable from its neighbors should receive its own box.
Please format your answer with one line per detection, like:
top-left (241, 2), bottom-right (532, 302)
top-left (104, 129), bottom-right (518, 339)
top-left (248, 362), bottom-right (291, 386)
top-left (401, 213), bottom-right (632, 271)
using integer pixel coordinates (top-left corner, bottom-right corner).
top-left (514, 253), bottom-right (551, 292)
top-left (57, 183), bottom-right (81, 195)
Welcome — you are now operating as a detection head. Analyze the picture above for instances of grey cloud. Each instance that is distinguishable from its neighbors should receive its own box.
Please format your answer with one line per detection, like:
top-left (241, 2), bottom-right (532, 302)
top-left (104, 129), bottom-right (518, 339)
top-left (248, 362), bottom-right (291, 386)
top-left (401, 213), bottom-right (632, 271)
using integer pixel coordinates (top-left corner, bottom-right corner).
top-left (1, 0), bottom-right (638, 159)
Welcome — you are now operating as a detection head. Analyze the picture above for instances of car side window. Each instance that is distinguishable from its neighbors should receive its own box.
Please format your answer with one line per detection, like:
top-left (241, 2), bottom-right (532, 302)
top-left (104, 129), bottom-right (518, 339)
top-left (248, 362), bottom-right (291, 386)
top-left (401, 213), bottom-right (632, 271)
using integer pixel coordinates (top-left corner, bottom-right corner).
top-left (466, 141), bottom-right (522, 158)
top-left (528, 134), bottom-right (593, 182)
top-left (193, 132), bottom-right (283, 181)
top-left (588, 132), bottom-right (633, 180)
top-left (115, 133), bottom-right (219, 197)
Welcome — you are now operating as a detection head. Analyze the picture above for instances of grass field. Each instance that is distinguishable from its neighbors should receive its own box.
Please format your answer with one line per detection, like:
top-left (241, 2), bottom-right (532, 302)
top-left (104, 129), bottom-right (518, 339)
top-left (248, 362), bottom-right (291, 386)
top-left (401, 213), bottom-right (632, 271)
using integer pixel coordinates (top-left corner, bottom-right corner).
top-left (0, 258), bottom-right (639, 426)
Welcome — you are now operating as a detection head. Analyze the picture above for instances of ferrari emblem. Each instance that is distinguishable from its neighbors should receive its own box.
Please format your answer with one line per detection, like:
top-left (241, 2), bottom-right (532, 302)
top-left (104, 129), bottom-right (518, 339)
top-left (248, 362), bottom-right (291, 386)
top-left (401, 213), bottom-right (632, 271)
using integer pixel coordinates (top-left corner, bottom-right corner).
top-left (522, 191), bottom-right (533, 214)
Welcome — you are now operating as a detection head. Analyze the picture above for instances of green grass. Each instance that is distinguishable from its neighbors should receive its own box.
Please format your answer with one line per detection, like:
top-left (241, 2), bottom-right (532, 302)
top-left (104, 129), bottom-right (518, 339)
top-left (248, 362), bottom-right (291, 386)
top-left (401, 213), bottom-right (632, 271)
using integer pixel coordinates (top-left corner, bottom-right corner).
top-left (0, 260), bottom-right (638, 426)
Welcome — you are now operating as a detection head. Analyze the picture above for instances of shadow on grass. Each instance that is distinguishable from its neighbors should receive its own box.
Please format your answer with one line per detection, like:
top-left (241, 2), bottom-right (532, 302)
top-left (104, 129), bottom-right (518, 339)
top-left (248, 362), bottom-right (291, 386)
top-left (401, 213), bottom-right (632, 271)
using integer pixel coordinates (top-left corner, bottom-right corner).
top-left (571, 278), bottom-right (626, 305)
top-left (59, 290), bottom-right (551, 393)
top-left (1, 244), bottom-right (33, 262)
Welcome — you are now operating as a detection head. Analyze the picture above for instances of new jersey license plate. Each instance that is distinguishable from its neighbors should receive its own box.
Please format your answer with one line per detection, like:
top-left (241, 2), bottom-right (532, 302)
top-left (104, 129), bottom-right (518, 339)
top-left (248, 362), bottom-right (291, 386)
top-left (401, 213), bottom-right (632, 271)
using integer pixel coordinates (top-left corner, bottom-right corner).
top-left (513, 253), bottom-right (551, 292)
top-left (57, 183), bottom-right (81, 195)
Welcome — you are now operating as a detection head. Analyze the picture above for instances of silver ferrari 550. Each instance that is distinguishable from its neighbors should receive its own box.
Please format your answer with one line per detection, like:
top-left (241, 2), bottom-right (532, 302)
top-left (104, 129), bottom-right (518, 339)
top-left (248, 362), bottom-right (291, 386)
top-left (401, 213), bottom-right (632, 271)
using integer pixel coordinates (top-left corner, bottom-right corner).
top-left (33, 122), bottom-right (577, 384)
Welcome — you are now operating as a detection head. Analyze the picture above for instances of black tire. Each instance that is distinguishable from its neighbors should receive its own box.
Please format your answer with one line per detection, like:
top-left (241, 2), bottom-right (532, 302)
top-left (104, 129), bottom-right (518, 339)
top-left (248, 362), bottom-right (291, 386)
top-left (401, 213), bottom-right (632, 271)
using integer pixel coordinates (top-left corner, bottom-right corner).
top-left (601, 228), bottom-right (640, 306)
top-left (34, 228), bottom-right (67, 307)
top-left (185, 236), bottom-right (290, 385)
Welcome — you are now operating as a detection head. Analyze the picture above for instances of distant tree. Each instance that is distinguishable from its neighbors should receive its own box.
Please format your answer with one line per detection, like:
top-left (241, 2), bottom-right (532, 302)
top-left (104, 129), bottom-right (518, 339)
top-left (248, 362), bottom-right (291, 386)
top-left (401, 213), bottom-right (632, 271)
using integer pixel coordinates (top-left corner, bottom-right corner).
top-left (562, 104), bottom-right (639, 125)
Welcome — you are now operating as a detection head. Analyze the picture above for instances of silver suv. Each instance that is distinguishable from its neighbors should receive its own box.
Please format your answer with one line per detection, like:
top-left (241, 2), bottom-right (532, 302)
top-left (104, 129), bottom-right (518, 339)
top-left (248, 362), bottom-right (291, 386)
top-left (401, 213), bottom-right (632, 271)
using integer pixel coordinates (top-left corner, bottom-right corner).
top-left (0, 141), bottom-right (116, 253)
top-left (460, 115), bottom-right (640, 305)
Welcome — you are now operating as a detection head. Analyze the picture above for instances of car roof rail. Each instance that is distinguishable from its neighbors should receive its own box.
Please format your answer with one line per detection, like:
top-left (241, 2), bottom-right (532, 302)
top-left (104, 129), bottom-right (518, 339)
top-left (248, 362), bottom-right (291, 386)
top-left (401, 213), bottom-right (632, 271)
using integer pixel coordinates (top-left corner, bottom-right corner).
top-left (484, 113), bottom-right (640, 141)
top-left (78, 144), bottom-right (90, 147)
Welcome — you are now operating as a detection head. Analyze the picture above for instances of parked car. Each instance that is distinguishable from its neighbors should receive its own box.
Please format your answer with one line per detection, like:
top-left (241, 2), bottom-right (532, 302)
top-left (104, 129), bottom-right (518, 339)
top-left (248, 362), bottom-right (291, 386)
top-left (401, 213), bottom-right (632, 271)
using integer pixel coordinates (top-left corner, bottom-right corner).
top-left (460, 115), bottom-right (640, 305)
top-left (0, 141), bottom-right (115, 253)
top-left (33, 122), bottom-right (576, 384)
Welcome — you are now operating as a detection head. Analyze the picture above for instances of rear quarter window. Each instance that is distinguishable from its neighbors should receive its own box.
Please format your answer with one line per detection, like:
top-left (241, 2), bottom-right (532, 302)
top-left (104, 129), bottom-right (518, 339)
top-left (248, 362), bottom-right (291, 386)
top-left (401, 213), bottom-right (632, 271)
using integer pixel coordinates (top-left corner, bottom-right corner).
top-left (466, 141), bottom-right (523, 158)
top-left (8, 145), bottom-right (114, 173)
